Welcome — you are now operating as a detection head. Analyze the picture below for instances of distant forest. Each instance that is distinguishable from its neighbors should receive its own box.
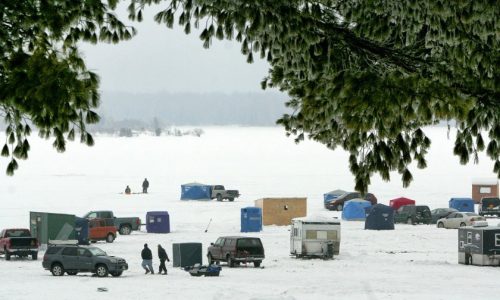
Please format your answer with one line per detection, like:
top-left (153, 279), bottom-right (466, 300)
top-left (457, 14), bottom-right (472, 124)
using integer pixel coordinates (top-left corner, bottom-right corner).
top-left (87, 91), bottom-right (289, 132)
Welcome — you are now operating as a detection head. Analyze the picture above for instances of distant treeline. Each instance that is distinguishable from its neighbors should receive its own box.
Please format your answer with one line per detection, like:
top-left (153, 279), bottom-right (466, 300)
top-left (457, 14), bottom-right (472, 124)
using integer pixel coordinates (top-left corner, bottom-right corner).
top-left (89, 91), bottom-right (289, 132)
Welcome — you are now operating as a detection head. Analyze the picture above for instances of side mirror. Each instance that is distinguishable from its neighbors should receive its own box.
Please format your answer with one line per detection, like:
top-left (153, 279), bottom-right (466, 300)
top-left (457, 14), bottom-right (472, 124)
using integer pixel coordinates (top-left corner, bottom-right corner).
top-left (210, 243), bottom-right (214, 246)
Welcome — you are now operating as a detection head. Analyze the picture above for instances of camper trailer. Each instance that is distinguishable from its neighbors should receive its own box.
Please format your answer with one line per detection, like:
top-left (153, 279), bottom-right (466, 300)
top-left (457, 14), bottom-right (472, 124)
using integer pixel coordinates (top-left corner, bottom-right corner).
top-left (290, 216), bottom-right (341, 259)
top-left (458, 223), bottom-right (500, 266)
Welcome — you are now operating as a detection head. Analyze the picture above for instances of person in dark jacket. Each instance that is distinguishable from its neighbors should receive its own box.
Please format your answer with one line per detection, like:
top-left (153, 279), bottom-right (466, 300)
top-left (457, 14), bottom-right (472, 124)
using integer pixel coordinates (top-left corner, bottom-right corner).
top-left (157, 244), bottom-right (170, 275)
top-left (125, 185), bottom-right (131, 194)
top-left (142, 178), bottom-right (149, 193)
top-left (141, 243), bottom-right (154, 274)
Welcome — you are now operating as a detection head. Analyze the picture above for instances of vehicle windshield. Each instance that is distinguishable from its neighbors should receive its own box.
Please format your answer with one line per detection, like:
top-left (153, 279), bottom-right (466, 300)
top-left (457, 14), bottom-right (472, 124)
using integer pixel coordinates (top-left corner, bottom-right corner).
top-left (482, 198), bottom-right (500, 207)
top-left (88, 247), bottom-right (107, 256)
top-left (5, 229), bottom-right (31, 237)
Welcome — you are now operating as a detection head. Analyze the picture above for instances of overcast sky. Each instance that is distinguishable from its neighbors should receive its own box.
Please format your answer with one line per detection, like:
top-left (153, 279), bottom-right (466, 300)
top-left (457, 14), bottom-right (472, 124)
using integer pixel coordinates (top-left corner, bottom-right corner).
top-left (79, 5), bottom-right (271, 94)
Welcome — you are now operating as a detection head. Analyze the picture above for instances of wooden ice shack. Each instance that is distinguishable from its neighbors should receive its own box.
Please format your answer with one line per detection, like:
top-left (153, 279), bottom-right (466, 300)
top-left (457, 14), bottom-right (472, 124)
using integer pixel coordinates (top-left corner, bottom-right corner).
top-left (472, 178), bottom-right (498, 203)
top-left (254, 197), bottom-right (307, 226)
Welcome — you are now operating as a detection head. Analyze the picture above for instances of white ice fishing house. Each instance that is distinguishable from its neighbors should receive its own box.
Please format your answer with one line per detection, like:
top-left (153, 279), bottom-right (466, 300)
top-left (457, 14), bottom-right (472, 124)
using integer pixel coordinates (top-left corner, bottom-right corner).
top-left (290, 216), bottom-right (341, 258)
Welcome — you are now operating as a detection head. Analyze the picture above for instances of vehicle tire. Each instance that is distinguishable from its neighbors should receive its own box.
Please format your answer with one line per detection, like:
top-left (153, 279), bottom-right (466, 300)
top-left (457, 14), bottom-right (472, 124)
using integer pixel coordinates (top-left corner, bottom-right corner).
top-left (227, 256), bottom-right (235, 268)
top-left (51, 263), bottom-right (64, 276)
top-left (110, 271), bottom-right (123, 277)
top-left (254, 261), bottom-right (261, 268)
top-left (229, 198), bottom-right (234, 202)
top-left (407, 218), bottom-right (414, 225)
top-left (460, 222), bottom-right (466, 227)
top-left (106, 233), bottom-right (115, 243)
top-left (119, 225), bottom-right (131, 235)
top-left (5, 248), bottom-right (10, 261)
top-left (66, 271), bottom-right (78, 275)
top-left (437, 222), bottom-right (445, 228)
top-left (207, 253), bottom-right (213, 265)
top-left (336, 204), bottom-right (343, 211)
top-left (90, 240), bottom-right (97, 243)
top-left (216, 194), bottom-right (222, 202)
top-left (32, 253), bottom-right (37, 260)
top-left (95, 264), bottom-right (109, 277)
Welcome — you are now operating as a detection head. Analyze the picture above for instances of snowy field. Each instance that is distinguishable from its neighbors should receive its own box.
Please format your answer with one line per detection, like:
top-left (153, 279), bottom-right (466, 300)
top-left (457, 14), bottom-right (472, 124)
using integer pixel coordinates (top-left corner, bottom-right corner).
top-left (0, 126), bottom-right (499, 300)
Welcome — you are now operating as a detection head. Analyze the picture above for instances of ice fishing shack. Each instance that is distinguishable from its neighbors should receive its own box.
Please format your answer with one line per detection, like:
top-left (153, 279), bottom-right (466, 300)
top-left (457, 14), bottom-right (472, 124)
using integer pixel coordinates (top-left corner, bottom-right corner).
top-left (458, 222), bottom-right (500, 266)
top-left (290, 216), bottom-right (341, 258)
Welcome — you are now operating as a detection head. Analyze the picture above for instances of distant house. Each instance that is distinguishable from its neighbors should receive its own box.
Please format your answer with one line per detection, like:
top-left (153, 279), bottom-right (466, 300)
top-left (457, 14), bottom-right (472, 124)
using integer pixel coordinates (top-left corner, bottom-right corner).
top-left (471, 178), bottom-right (498, 203)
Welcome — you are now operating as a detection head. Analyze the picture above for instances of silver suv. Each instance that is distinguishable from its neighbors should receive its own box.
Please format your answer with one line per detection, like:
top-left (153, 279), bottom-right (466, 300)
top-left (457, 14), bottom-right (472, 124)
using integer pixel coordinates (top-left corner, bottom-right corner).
top-left (42, 245), bottom-right (128, 277)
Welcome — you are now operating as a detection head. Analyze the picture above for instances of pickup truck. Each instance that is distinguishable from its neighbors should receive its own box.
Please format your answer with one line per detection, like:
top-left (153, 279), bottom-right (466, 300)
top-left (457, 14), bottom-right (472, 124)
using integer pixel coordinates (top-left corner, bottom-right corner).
top-left (211, 185), bottom-right (240, 202)
top-left (0, 228), bottom-right (39, 260)
top-left (83, 211), bottom-right (141, 235)
top-left (479, 197), bottom-right (500, 217)
top-left (89, 218), bottom-right (117, 243)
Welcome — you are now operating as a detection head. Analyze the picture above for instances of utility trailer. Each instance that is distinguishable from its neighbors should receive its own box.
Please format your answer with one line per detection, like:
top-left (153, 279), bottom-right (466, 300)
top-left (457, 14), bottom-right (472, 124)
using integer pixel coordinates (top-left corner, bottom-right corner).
top-left (290, 216), bottom-right (341, 259)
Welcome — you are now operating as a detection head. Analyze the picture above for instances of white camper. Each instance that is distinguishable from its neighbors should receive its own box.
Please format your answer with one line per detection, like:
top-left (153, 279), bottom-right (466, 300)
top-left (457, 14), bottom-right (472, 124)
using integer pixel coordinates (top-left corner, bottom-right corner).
top-left (290, 216), bottom-right (341, 258)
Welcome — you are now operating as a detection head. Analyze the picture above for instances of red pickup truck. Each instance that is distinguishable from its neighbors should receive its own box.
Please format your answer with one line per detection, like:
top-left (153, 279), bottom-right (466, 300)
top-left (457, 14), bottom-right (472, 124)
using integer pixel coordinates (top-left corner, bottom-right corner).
top-left (89, 219), bottom-right (117, 243)
top-left (0, 228), bottom-right (39, 260)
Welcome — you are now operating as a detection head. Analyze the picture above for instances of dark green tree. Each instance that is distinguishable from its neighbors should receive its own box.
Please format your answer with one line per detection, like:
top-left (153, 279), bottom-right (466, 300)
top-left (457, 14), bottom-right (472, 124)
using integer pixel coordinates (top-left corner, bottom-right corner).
top-left (2, 0), bottom-right (498, 193)
top-left (0, 0), bottom-right (135, 174)
top-left (129, 0), bottom-right (498, 192)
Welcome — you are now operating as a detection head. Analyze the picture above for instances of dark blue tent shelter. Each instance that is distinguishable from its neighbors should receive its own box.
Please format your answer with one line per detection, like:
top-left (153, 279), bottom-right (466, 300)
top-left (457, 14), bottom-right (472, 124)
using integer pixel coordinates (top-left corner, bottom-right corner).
top-left (323, 189), bottom-right (347, 205)
top-left (180, 182), bottom-right (212, 200)
top-left (342, 199), bottom-right (372, 221)
top-left (365, 204), bottom-right (395, 230)
top-left (241, 207), bottom-right (262, 232)
top-left (449, 198), bottom-right (475, 212)
top-left (74, 217), bottom-right (89, 245)
top-left (146, 211), bottom-right (170, 233)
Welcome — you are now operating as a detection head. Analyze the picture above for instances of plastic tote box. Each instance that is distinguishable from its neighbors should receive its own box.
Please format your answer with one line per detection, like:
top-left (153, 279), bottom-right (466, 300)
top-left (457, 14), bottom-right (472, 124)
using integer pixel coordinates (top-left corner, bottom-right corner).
top-left (172, 243), bottom-right (202, 268)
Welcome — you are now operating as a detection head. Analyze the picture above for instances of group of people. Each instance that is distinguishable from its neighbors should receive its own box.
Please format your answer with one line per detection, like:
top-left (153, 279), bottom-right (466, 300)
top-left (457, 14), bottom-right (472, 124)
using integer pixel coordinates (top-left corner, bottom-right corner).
top-left (125, 178), bottom-right (149, 195)
top-left (141, 243), bottom-right (170, 275)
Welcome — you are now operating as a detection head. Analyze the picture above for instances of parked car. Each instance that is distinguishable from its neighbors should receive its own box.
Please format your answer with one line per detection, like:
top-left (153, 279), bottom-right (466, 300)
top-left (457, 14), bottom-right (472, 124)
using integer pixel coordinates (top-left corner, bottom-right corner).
top-left (42, 244), bottom-right (128, 277)
top-left (478, 197), bottom-right (500, 217)
top-left (394, 205), bottom-right (432, 224)
top-left (326, 192), bottom-right (378, 211)
top-left (207, 236), bottom-right (264, 268)
top-left (0, 228), bottom-right (38, 260)
top-left (436, 212), bottom-right (486, 229)
top-left (89, 218), bottom-right (117, 243)
top-left (211, 185), bottom-right (240, 202)
top-left (83, 210), bottom-right (141, 235)
top-left (430, 208), bottom-right (458, 224)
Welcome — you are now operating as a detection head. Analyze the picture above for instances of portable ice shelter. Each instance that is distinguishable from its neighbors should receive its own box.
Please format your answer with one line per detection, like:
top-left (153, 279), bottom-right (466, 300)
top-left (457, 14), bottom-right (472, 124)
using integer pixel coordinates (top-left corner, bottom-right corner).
top-left (389, 197), bottom-right (416, 211)
top-left (241, 207), bottom-right (262, 232)
top-left (323, 189), bottom-right (347, 206)
top-left (365, 204), bottom-right (395, 230)
top-left (254, 197), bottom-right (307, 226)
top-left (172, 243), bottom-right (203, 267)
top-left (458, 224), bottom-right (500, 266)
top-left (74, 217), bottom-right (89, 245)
top-left (290, 216), bottom-right (341, 257)
top-left (341, 199), bottom-right (371, 221)
top-left (449, 198), bottom-right (475, 212)
top-left (29, 212), bottom-right (76, 246)
top-left (471, 178), bottom-right (498, 203)
top-left (180, 182), bottom-right (212, 200)
top-left (146, 211), bottom-right (170, 233)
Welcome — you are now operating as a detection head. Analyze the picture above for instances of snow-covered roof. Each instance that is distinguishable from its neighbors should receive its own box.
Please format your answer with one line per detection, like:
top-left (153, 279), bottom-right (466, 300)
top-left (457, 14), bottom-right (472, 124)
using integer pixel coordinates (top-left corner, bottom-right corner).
top-left (347, 198), bottom-right (371, 203)
top-left (472, 178), bottom-right (498, 185)
top-left (324, 189), bottom-right (348, 195)
top-left (293, 215), bottom-right (340, 223)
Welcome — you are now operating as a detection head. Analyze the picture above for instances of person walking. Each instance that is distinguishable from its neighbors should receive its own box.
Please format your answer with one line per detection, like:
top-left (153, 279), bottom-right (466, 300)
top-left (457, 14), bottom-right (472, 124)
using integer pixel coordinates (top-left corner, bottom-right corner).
top-left (157, 244), bottom-right (170, 275)
top-left (125, 185), bottom-right (131, 194)
top-left (141, 243), bottom-right (154, 274)
top-left (142, 178), bottom-right (149, 193)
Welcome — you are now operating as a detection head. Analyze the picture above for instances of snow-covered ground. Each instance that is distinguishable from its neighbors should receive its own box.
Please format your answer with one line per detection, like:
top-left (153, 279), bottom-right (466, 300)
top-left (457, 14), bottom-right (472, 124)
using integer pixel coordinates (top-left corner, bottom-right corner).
top-left (1, 126), bottom-right (499, 300)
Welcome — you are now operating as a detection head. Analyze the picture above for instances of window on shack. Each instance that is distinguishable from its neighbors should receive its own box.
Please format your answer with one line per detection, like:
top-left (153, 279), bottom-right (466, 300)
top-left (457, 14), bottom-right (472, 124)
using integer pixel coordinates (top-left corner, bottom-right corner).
top-left (305, 230), bottom-right (337, 240)
top-left (479, 187), bottom-right (491, 194)
top-left (467, 232), bottom-right (472, 244)
top-left (495, 234), bottom-right (500, 247)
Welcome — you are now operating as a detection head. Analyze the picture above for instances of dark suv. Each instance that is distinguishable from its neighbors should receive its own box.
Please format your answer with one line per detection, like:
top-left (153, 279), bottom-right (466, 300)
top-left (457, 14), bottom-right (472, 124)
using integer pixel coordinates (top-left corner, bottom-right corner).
top-left (394, 205), bottom-right (432, 225)
top-left (42, 245), bottom-right (128, 277)
top-left (207, 236), bottom-right (264, 268)
top-left (326, 192), bottom-right (378, 211)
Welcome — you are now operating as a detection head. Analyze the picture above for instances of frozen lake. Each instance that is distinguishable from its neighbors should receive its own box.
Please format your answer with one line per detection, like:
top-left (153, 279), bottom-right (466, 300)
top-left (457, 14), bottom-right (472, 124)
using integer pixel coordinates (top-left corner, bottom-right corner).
top-left (0, 126), bottom-right (498, 299)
